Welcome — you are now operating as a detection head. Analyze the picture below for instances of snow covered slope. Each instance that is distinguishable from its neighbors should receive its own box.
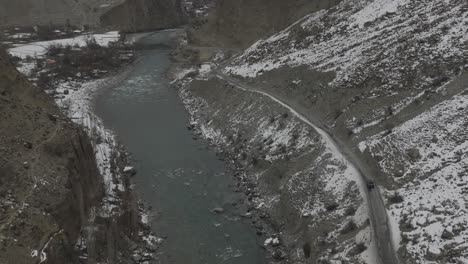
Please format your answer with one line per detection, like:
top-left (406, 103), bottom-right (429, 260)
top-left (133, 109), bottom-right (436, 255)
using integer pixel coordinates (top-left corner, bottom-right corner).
top-left (219, 0), bottom-right (468, 262)
top-left (226, 0), bottom-right (467, 134)
top-left (361, 89), bottom-right (468, 263)
top-left (179, 75), bottom-right (372, 263)
top-left (8, 31), bottom-right (120, 59)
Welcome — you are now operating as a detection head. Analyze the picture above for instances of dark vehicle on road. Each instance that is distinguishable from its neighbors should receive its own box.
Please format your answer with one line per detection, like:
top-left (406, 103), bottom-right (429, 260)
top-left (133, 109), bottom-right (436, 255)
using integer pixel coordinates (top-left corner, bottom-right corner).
top-left (366, 180), bottom-right (375, 190)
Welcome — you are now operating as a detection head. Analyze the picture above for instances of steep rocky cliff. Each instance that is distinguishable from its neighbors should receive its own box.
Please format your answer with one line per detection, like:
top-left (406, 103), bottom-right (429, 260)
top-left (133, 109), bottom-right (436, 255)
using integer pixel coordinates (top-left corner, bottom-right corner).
top-left (191, 0), bottom-right (341, 48)
top-left (100, 0), bottom-right (184, 32)
top-left (0, 48), bottom-right (104, 263)
top-left (0, 0), bottom-right (123, 27)
top-left (0, 48), bottom-right (147, 263)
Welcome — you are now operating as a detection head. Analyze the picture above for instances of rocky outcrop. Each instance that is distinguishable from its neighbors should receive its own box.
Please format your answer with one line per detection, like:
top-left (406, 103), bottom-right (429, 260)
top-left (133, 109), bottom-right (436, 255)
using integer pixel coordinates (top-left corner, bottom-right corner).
top-left (0, 48), bottom-right (101, 263)
top-left (100, 0), bottom-right (184, 32)
top-left (0, 0), bottom-right (122, 27)
top-left (190, 0), bottom-right (341, 48)
top-left (0, 49), bottom-right (144, 263)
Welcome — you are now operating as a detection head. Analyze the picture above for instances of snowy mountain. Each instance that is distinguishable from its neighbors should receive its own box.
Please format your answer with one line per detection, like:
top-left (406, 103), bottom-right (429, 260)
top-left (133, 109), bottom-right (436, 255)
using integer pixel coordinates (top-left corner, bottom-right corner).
top-left (0, 0), bottom-right (124, 27)
top-left (182, 0), bottom-right (468, 263)
top-left (191, 0), bottom-right (341, 48)
top-left (222, 0), bottom-right (468, 262)
top-left (100, 0), bottom-right (184, 32)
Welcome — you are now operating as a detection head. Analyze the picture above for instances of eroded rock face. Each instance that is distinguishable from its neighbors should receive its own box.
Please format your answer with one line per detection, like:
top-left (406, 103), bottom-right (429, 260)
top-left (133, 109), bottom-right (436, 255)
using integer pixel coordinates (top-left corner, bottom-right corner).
top-left (191, 0), bottom-right (341, 48)
top-left (0, 46), bottom-right (152, 263)
top-left (0, 48), bottom-right (105, 263)
top-left (100, 0), bottom-right (184, 32)
top-left (0, 0), bottom-right (123, 27)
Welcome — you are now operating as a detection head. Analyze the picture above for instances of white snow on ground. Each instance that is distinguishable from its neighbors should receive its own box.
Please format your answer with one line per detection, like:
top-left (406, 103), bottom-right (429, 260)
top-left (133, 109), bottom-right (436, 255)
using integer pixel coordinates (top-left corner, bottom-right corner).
top-left (282, 111), bottom-right (369, 260)
top-left (171, 68), bottom-right (196, 83)
top-left (140, 212), bottom-right (150, 225)
top-left (141, 232), bottom-right (162, 246)
top-left (30, 229), bottom-right (64, 264)
top-left (225, 0), bottom-right (467, 132)
top-left (361, 90), bottom-right (468, 262)
top-left (197, 64), bottom-right (213, 79)
top-left (226, 0), bottom-right (466, 83)
top-left (178, 70), bottom-right (371, 263)
top-left (386, 206), bottom-right (402, 252)
top-left (170, 67), bottom-right (196, 83)
top-left (358, 227), bottom-right (380, 264)
top-left (124, 32), bottom-right (154, 44)
top-left (363, 92), bottom-right (468, 180)
top-left (15, 61), bottom-right (36, 76)
top-left (198, 119), bottom-right (226, 144)
top-left (252, 120), bottom-right (313, 162)
top-left (219, 1), bottom-right (468, 260)
top-left (350, 118), bottom-right (384, 135)
top-left (55, 78), bottom-right (124, 215)
top-left (30, 250), bottom-right (38, 258)
top-left (8, 33), bottom-right (32, 40)
top-left (350, 0), bottom-right (410, 28)
top-left (8, 31), bottom-right (119, 58)
top-left (54, 74), bottom-right (162, 252)
top-left (219, 73), bottom-right (368, 198)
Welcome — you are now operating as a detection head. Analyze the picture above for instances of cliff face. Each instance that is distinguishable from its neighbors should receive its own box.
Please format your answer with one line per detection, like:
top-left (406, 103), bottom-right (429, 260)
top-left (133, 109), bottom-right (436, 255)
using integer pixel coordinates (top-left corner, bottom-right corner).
top-left (100, 0), bottom-right (184, 32)
top-left (191, 0), bottom-right (341, 48)
top-left (0, 0), bottom-right (123, 27)
top-left (0, 50), bottom-right (103, 263)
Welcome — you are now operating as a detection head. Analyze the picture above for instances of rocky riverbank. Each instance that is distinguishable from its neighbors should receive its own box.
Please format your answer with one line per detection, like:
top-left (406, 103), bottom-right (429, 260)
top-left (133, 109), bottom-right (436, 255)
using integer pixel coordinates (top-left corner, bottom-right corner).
top-left (169, 32), bottom-right (373, 264)
top-left (171, 74), bottom-right (292, 263)
top-left (215, 0), bottom-right (468, 262)
top-left (0, 31), bottom-right (160, 263)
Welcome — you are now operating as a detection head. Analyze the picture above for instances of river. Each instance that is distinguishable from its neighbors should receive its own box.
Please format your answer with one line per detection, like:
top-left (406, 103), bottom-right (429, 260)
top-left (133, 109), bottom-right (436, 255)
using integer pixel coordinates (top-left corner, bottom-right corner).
top-left (94, 30), bottom-right (262, 264)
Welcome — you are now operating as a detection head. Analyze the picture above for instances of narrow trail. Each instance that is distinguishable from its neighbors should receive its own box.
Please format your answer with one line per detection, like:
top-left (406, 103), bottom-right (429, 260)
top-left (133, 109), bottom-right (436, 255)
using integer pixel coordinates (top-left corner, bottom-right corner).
top-left (38, 229), bottom-right (64, 264)
top-left (214, 71), bottom-right (400, 264)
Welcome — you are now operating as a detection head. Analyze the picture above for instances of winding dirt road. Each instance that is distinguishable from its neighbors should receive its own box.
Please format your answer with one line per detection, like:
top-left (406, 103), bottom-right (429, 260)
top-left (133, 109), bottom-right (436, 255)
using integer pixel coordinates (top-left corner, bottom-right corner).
top-left (214, 71), bottom-right (400, 264)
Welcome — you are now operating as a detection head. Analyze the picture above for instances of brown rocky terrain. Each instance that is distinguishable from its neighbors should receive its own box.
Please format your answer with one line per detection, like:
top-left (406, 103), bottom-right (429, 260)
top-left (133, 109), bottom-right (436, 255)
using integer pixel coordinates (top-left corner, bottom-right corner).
top-left (0, 48), bottom-right (148, 263)
top-left (190, 0), bottom-right (342, 48)
top-left (0, 0), bottom-right (123, 28)
top-left (177, 76), bottom-right (369, 263)
top-left (100, 0), bottom-right (184, 32)
top-left (177, 0), bottom-right (468, 262)
top-left (0, 0), bottom-right (184, 31)
top-left (0, 47), bottom-right (103, 263)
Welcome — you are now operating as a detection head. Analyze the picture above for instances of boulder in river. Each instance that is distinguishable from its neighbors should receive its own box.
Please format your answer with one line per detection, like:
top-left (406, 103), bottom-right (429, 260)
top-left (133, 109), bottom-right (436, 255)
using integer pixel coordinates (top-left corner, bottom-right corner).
top-left (211, 207), bottom-right (224, 214)
top-left (124, 166), bottom-right (137, 176)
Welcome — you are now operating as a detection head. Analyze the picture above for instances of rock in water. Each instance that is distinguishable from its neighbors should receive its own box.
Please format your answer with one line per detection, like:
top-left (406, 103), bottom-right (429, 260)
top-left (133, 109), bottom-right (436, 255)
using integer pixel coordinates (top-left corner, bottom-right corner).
top-left (124, 166), bottom-right (137, 176)
top-left (211, 207), bottom-right (224, 214)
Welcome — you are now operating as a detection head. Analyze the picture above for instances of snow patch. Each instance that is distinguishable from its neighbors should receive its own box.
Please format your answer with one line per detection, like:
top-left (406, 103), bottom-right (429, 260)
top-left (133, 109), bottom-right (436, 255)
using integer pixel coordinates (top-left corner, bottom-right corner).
top-left (350, 0), bottom-right (410, 28)
top-left (8, 31), bottom-right (119, 59)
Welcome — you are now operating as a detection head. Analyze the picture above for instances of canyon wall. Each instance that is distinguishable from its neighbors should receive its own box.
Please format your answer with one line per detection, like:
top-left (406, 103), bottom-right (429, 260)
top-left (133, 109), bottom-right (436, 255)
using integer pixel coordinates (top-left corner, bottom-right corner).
top-left (191, 0), bottom-right (341, 47)
top-left (0, 49), bottom-right (144, 263)
top-left (100, 0), bottom-right (184, 32)
top-left (0, 0), bottom-right (123, 27)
